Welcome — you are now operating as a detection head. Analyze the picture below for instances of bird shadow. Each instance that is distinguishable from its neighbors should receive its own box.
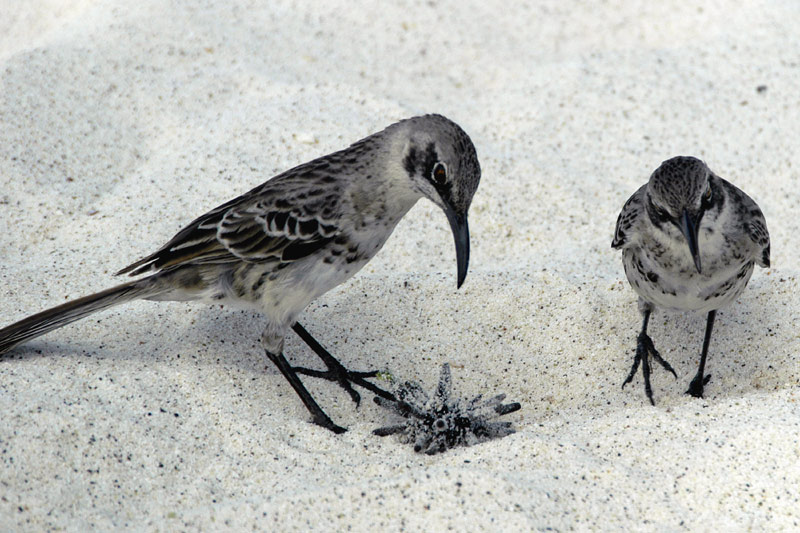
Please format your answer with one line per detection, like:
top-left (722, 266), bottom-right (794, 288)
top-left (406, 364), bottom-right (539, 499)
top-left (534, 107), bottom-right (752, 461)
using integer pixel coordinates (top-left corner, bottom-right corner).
top-left (0, 303), bottom-right (264, 370)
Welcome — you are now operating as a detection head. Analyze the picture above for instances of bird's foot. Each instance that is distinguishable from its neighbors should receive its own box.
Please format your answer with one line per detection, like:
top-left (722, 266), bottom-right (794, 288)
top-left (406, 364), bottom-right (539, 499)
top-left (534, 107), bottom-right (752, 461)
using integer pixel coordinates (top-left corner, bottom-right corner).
top-left (264, 350), bottom-right (347, 433)
top-left (622, 332), bottom-right (677, 406)
top-left (311, 412), bottom-right (347, 434)
top-left (293, 360), bottom-right (395, 406)
top-left (686, 373), bottom-right (711, 398)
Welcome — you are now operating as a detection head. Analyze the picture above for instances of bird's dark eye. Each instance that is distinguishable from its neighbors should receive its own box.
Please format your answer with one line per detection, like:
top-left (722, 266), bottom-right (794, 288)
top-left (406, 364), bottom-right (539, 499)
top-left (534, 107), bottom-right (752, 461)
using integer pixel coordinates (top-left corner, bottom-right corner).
top-left (431, 162), bottom-right (447, 186)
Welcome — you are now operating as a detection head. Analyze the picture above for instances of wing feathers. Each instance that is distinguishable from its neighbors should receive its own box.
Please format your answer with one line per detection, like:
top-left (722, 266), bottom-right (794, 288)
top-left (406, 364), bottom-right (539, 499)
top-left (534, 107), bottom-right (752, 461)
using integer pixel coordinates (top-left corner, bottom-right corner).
top-left (118, 203), bottom-right (341, 277)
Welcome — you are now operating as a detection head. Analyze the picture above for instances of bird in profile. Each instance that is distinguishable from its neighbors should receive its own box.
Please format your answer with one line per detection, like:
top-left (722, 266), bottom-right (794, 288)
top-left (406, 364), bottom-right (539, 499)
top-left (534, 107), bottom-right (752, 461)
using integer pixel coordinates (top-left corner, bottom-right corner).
top-left (612, 156), bottom-right (770, 404)
top-left (0, 114), bottom-right (482, 433)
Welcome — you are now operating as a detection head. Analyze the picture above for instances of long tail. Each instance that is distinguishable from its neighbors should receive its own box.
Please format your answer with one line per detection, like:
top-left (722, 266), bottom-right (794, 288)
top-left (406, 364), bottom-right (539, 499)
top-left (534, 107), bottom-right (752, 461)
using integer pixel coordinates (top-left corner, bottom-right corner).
top-left (0, 279), bottom-right (165, 355)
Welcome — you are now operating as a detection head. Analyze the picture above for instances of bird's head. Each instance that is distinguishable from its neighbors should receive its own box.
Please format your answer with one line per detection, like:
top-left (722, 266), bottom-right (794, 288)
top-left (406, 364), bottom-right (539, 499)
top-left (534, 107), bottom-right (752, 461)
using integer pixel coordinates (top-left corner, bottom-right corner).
top-left (646, 156), bottom-right (715, 273)
top-left (399, 114), bottom-right (481, 288)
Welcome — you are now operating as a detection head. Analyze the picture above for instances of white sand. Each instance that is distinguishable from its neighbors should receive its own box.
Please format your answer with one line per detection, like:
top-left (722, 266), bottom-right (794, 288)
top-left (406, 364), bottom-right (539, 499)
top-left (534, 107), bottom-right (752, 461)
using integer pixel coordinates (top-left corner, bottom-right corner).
top-left (1, 0), bottom-right (799, 530)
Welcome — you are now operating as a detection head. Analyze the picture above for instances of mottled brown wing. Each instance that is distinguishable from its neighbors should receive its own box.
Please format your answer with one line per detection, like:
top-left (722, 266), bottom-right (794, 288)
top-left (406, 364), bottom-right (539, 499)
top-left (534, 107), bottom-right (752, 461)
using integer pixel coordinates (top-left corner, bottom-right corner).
top-left (117, 180), bottom-right (342, 277)
top-left (612, 185), bottom-right (646, 249)
top-left (722, 178), bottom-right (771, 268)
top-left (217, 201), bottom-right (339, 261)
top-left (747, 216), bottom-right (770, 268)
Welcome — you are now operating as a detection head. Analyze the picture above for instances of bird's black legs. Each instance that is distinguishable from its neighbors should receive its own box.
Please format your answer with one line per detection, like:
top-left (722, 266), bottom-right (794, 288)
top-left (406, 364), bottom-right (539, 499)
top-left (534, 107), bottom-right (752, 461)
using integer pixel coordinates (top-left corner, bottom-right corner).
top-left (264, 323), bottom-right (396, 434)
top-left (687, 310), bottom-right (716, 398)
top-left (291, 322), bottom-right (395, 403)
top-left (622, 308), bottom-right (678, 405)
top-left (264, 349), bottom-right (347, 434)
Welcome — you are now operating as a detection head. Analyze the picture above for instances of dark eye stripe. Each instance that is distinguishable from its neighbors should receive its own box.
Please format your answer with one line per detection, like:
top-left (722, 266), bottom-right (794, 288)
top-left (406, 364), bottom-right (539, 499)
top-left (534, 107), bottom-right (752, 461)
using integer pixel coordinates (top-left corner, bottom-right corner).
top-left (646, 197), bottom-right (672, 228)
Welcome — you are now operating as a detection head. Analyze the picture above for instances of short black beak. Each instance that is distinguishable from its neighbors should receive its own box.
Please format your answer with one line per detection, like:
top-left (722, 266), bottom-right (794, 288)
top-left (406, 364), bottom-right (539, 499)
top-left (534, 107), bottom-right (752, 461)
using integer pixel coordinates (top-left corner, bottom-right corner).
top-left (444, 206), bottom-right (470, 288)
top-left (680, 209), bottom-right (702, 273)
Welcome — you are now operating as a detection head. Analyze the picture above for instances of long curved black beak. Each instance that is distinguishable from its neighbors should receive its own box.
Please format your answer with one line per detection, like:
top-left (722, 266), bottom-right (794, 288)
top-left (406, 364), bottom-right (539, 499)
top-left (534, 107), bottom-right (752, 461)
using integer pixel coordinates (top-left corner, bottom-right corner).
top-left (680, 209), bottom-right (702, 273)
top-left (444, 206), bottom-right (470, 288)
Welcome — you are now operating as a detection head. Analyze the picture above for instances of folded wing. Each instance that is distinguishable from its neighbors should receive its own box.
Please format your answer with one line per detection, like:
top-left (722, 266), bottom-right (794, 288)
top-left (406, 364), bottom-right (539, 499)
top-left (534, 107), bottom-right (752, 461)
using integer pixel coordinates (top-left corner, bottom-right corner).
top-left (117, 185), bottom-right (341, 277)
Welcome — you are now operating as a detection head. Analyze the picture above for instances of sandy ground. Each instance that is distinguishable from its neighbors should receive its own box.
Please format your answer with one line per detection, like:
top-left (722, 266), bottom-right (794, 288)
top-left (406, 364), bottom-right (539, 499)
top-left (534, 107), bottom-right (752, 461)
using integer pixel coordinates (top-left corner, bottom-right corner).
top-left (1, 0), bottom-right (799, 530)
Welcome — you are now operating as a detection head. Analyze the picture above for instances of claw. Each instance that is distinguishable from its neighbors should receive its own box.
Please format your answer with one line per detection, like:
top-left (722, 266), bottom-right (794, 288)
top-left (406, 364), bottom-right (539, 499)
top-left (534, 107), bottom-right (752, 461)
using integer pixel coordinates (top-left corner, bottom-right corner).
top-left (647, 339), bottom-right (677, 378)
top-left (686, 373), bottom-right (711, 398)
top-left (621, 352), bottom-right (641, 389)
top-left (293, 365), bottom-right (361, 405)
top-left (293, 364), bottom-right (394, 406)
top-left (290, 322), bottom-right (396, 404)
top-left (623, 331), bottom-right (676, 406)
top-left (264, 349), bottom-right (347, 433)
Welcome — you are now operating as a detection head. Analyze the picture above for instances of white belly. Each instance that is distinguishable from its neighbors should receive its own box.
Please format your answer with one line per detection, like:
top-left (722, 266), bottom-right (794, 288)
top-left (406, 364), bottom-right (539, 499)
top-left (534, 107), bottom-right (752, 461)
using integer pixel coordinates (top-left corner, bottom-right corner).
top-left (623, 248), bottom-right (754, 313)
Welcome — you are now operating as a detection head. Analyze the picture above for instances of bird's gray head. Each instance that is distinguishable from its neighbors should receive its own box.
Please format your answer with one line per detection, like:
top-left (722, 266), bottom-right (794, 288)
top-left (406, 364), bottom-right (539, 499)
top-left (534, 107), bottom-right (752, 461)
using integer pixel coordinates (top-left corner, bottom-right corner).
top-left (646, 156), bottom-right (715, 273)
top-left (398, 114), bottom-right (481, 288)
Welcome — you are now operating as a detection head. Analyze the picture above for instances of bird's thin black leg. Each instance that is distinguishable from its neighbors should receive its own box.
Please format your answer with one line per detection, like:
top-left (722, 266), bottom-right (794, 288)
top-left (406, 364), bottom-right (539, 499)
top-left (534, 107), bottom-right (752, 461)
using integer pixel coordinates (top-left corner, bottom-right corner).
top-left (687, 310), bottom-right (716, 398)
top-left (622, 309), bottom-right (677, 405)
top-left (264, 349), bottom-right (346, 434)
top-left (291, 322), bottom-right (395, 404)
